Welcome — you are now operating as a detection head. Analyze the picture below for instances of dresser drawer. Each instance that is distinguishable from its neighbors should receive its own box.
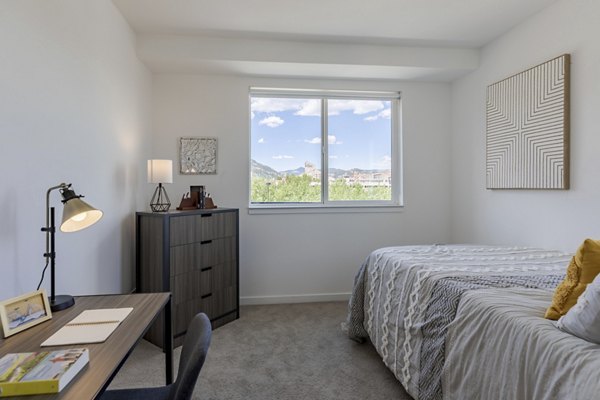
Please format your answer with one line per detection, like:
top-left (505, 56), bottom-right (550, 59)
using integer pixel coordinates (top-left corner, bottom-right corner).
top-left (196, 237), bottom-right (236, 267)
top-left (172, 265), bottom-right (213, 305)
top-left (169, 244), bottom-right (194, 276)
top-left (170, 216), bottom-right (195, 246)
top-left (195, 212), bottom-right (236, 241)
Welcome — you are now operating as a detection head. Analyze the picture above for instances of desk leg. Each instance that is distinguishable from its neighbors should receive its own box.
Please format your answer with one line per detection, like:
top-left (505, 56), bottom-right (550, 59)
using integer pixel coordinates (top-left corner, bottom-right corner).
top-left (164, 295), bottom-right (173, 385)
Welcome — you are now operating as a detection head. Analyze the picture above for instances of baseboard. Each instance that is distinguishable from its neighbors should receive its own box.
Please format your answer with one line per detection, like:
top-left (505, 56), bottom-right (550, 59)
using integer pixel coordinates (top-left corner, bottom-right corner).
top-left (240, 292), bottom-right (351, 305)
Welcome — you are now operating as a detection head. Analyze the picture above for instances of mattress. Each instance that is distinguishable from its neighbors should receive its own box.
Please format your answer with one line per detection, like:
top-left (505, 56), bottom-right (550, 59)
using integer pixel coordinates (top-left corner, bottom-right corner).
top-left (345, 245), bottom-right (572, 400)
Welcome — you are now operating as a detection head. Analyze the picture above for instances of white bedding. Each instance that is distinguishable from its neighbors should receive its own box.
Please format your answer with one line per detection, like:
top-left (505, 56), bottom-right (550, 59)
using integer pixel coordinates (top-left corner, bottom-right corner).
top-left (346, 245), bottom-right (573, 400)
top-left (444, 287), bottom-right (600, 400)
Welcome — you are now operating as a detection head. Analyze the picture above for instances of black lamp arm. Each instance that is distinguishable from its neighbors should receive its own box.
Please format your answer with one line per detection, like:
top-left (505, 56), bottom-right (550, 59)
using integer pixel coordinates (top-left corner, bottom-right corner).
top-left (44, 183), bottom-right (69, 259)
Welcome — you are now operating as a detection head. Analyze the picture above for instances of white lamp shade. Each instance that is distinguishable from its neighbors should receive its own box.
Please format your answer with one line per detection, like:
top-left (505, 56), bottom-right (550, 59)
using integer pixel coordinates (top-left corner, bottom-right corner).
top-left (148, 159), bottom-right (173, 184)
top-left (60, 197), bottom-right (103, 233)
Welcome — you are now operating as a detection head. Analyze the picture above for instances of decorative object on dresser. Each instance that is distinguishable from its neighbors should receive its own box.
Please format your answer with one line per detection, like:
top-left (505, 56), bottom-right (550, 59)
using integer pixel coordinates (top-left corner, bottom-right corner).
top-left (486, 54), bottom-right (570, 189)
top-left (190, 185), bottom-right (205, 209)
top-left (176, 192), bottom-right (197, 211)
top-left (136, 208), bottom-right (239, 348)
top-left (177, 186), bottom-right (207, 210)
top-left (41, 183), bottom-right (103, 312)
top-left (203, 194), bottom-right (216, 209)
top-left (148, 159), bottom-right (173, 212)
top-left (180, 137), bottom-right (217, 175)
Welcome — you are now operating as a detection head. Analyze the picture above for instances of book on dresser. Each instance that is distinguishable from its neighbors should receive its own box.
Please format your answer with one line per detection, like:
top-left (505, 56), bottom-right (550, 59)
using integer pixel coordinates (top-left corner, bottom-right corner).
top-left (0, 348), bottom-right (89, 397)
top-left (136, 208), bottom-right (239, 348)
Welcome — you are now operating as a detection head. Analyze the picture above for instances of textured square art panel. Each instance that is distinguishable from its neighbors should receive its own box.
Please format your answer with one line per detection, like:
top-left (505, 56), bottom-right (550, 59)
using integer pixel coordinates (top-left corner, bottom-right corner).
top-left (486, 54), bottom-right (570, 189)
top-left (180, 137), bottom-right (217, 174)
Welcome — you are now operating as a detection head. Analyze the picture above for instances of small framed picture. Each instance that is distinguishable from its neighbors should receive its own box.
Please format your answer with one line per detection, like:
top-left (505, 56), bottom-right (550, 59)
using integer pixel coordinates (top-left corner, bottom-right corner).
top-left (0, 289), bottom-right (52, 338)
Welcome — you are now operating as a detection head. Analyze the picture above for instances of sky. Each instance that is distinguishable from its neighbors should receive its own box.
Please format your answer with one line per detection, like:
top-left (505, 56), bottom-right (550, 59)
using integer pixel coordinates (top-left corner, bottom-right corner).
top-left (251, 97), bottom-right (392, 172)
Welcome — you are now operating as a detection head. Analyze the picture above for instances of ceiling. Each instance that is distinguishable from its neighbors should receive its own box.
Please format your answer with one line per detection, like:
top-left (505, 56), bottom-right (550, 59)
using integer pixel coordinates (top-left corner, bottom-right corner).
top-left (113, 0), bottom-right (558, 47)
top-left (112, 0), bottom-right (559, 80)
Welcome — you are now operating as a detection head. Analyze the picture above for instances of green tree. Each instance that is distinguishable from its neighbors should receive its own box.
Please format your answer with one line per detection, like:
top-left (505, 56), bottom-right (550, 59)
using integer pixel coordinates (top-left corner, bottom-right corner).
top-left (251, 174), bottom-right (390, 202)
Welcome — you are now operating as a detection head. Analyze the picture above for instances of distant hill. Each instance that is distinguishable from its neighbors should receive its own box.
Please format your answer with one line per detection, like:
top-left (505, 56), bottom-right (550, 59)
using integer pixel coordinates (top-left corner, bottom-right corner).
top-left (281, 167), bottom-right (305, 176)
top-left (251, 159), bottom-right (280, 179)
top-left (251, 159), bottom-right (389, 180)
top-left (328, 168), bottom-right (347, 179)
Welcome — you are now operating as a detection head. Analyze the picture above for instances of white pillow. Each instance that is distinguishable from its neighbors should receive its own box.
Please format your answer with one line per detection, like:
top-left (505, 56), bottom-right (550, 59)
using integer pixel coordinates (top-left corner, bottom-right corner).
top-left (558, 273), bottom-right (600, 344)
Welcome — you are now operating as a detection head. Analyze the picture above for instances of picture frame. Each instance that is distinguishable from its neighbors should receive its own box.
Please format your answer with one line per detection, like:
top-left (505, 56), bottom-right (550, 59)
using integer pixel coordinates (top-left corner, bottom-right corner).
top-left (180, 137), bottom-right (217, 175)
top-left (0, 289), bottom-right (52, 338)
top-left (486, 54), bottom-right (570, 189)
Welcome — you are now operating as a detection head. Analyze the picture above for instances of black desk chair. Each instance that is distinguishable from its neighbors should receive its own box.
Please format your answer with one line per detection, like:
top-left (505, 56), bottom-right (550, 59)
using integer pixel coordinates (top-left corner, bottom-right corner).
top-left (101, 313), bottom-right (212, 400)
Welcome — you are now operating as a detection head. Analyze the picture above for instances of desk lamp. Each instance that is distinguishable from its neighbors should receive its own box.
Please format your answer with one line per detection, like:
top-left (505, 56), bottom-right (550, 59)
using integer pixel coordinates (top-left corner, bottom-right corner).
top-left (148, 159), bottom-right (173, 212)
top-left (41, 183), bottom-right (103, 312)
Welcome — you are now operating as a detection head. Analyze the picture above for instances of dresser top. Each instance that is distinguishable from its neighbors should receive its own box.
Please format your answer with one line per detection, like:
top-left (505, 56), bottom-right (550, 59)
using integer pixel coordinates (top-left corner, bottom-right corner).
top-left (136, 207), bottom-right (238, 217)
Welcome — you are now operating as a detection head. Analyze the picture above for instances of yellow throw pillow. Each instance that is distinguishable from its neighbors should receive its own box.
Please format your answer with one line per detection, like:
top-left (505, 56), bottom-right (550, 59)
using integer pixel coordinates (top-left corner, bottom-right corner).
top-left (545, 239), bottom-right (600, 320)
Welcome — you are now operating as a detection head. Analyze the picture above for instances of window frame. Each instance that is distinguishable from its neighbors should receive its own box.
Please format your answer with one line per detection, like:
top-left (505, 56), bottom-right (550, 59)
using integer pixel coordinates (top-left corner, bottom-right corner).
top-left (248, 88), bottom-right (403, 211)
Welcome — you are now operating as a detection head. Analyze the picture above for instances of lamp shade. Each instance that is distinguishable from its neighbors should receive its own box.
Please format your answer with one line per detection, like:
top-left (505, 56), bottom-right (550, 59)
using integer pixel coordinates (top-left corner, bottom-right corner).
top-left (60, 197), bottom-right (103, 233)
top-left (148, 160), bottom-right (173, 184)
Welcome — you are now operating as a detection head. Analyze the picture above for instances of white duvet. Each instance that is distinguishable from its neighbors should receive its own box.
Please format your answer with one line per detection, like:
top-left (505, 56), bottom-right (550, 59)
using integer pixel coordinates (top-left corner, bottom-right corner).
top-left (444, 287), bottom-right (600, 400)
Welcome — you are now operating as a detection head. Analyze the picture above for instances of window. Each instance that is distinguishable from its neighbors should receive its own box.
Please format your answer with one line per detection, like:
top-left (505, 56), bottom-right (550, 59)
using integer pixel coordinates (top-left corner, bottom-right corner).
top-left (249, 88), bottom-right (401, 208)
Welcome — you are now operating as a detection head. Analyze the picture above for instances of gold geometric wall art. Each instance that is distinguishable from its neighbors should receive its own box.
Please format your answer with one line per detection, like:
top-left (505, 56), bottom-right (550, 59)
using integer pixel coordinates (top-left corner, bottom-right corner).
top-left (486, 54), bottom-right (570, 189)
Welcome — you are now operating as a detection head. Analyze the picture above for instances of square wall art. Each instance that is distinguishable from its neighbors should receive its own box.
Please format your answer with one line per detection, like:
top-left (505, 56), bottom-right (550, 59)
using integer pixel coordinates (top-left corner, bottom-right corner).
top-left (486, 54), bottom-right (570, 189)
top-left (180, 137), bottom-right (217, 175)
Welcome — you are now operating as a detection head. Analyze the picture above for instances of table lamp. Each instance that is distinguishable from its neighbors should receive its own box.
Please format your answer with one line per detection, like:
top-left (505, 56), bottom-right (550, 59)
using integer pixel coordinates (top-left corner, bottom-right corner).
top-left (148, 159), bottom-right (173, 212)
top-left (41, 183), bottom-right (103, 311)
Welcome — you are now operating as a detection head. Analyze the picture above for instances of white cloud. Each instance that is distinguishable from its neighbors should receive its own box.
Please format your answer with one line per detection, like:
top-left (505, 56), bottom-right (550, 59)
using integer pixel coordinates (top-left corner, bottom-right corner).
top-left (294, 99), bottom-right (321, 116)
top-left (272, 155), bottom-right (294, 159)
top-left (329, 155), bottom-right (339, 159)
top-left (376, 155), bottom-right (392, 169)
top-left (251, 111), bottom-right (255, 120)
top-left (329, 100), bottom-right (385, 116)
top-left (304, 135), bottom-right (342, 145)
top-left (251, 98), bottom-right (321, 117)
top-left (259, 116), bottom-right (284, 128)
top-left (365, 108), bottom-right (392, 121)
top-left (251, 97), bottom-right (388, 119)
top-left (328, 135), bottom-right (342, 144)
top-left (258, 138), bottom-right (265, 144)
top-left (251, 98), bottom-right (305, 113)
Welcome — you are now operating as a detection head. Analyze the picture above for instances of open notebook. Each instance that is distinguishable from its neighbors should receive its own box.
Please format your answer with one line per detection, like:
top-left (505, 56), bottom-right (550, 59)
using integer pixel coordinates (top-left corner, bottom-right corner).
top-left (41, 308), bottom-right (133, 347)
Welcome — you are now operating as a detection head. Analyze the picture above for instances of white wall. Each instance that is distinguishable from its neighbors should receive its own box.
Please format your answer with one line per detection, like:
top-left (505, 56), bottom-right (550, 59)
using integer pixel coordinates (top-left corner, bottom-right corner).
top-left (0, 1), bottom-right (152, 298)
top-left (450, 0), bottom-right (600, 251)
top-left (152, 74), bottom-right (452, 303)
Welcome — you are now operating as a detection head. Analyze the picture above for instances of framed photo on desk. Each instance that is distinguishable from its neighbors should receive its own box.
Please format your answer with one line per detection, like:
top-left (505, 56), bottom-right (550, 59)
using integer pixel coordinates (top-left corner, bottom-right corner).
top-left (0, 289), bottom-right (52, 338)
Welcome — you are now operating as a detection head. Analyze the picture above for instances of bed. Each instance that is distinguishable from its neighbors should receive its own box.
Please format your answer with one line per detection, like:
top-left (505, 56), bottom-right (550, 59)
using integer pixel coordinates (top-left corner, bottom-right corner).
top-left (344, 245), bottom-right (600, 400)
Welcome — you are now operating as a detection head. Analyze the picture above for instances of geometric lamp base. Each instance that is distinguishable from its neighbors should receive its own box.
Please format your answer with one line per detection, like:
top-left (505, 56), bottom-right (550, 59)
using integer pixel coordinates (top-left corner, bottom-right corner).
top-left (150, 183), bottom-right (171, 212)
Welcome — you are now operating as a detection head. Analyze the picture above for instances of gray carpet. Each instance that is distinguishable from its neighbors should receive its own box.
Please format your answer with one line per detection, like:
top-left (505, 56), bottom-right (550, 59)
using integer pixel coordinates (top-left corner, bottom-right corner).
top-left (109, 302), bottom-right (413, 399)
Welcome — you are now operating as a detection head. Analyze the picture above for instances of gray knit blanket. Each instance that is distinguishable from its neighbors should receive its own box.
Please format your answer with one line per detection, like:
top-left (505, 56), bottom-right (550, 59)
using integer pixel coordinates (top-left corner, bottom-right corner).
top-left (344, 245), bottom-right (570, 400)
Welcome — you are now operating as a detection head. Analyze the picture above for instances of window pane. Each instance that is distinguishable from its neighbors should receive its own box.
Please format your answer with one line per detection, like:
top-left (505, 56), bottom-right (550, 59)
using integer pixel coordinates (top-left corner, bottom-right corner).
top-left (327, 99), bottom-right (392, 201)
top-left (250, 97), bottom-right (322, 203)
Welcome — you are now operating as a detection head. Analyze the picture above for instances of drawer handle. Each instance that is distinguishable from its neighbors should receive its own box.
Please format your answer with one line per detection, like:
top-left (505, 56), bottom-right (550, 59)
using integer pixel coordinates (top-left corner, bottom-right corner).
top-left (201, 293), bottom-right (212, 299)
top-left (201, 214), bottom-right (213, 218)
top-left (201, 267), bottom-right (212, 272)
top-left (201, 240), bottom-right (212, 245)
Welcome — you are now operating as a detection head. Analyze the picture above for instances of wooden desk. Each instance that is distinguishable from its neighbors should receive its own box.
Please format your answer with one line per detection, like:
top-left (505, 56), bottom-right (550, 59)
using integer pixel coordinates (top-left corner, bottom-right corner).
top-left (0, 293), bottom-right (173, 399)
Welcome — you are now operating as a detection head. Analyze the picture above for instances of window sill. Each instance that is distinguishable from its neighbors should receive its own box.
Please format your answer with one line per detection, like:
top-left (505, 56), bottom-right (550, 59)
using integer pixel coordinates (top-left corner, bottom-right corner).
top-left (247, 204), bottom-right (404, 215)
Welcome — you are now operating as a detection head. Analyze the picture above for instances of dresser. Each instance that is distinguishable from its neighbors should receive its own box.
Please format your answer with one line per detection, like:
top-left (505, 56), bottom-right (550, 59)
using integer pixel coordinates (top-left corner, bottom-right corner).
top-left (136, 208), bottom-right (239, 347)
